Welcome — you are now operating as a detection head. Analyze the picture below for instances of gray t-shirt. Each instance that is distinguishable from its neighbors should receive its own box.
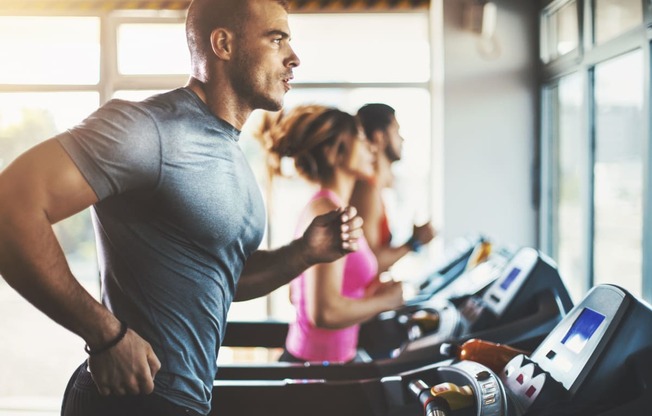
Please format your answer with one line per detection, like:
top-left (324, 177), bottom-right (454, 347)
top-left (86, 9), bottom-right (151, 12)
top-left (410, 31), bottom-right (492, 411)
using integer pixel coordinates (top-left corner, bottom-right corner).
top-left (57, 87), bottom-right (266, 414)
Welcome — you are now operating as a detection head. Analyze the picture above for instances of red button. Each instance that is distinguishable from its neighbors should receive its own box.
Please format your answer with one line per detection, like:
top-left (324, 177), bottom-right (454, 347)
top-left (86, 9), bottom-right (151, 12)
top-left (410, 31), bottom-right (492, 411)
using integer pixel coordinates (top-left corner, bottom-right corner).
top-left (516, 374), bottom-right (524, 384)
top-left (525, 385), bottom-right (537, 398)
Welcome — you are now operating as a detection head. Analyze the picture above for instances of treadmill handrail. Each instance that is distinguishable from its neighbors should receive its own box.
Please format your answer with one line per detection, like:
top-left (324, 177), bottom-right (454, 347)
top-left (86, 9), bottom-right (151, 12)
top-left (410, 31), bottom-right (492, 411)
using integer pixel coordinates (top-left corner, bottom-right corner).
top-left (222, 320), bottom-right (289, 348)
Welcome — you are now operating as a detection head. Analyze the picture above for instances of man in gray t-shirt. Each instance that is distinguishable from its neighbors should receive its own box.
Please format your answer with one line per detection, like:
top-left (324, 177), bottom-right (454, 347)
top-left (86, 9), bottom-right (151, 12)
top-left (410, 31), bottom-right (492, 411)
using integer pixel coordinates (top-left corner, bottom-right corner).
top-left (0, 1), bottom-right (364, 415)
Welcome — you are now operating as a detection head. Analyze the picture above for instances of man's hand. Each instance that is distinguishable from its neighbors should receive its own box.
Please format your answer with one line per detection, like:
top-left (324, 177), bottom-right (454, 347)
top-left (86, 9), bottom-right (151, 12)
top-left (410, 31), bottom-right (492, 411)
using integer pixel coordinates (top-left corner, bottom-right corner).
top-left (87, 329), bottom-right (161, 396)
top-left (300, 206), bottom-right (363, 265)
top-left (412, 222), bottom-right (436, 246)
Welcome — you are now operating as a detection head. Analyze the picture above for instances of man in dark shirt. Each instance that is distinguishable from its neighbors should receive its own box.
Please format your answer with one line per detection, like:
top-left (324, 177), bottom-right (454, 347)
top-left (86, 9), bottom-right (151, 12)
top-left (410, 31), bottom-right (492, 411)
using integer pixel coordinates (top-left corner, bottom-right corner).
top-left (0, 1), bottom-right (363, 415)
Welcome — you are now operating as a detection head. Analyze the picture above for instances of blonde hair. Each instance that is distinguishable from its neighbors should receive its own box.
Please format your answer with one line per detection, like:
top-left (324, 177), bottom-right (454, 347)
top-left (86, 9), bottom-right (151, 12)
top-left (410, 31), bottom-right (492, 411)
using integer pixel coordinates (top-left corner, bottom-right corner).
top-left (256, 104), bottom-right (360, 183)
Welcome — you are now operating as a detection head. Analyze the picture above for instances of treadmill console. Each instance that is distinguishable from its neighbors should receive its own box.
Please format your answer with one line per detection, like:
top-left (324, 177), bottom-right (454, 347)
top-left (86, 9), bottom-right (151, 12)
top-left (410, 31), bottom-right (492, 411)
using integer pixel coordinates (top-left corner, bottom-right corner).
top-left (501, 284), bottom-right (652, 414)
top-left (458, 247), bottom-right (573, 334)
top-left (481, 248), bottom-right (539, 316)
top-left (530, 285), bottom-right (625, 392)
top-left (360, 238), bottom-right (499, 359)
top-left (409, 236), bottom-right (488, 304)
top-left (436, 246), bottom-right (514, 302)
top-left (402, 247), bottom-right (572, 361)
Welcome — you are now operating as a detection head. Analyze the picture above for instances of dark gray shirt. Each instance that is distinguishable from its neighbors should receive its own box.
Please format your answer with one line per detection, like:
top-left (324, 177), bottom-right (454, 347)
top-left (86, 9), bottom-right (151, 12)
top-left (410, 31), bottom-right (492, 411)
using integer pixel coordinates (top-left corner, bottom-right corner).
top-left (57, 87), bottom-right (266, 414)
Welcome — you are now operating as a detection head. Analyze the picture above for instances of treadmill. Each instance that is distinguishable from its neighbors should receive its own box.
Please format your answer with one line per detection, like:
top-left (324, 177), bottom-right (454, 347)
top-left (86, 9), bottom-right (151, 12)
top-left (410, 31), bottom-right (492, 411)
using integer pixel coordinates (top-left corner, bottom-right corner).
top-left (403, 283), bottom-right (652, 416)
top-left (357, 243), bottom-right (513, 359)
top-left (216, 248), bottom-right (572, 385)
top-left (409, 235), bottom-right (493, 303)
top-left (211, 284), bottom-right (652, 416)
top-left (219, 235), bottom-right (491, 362)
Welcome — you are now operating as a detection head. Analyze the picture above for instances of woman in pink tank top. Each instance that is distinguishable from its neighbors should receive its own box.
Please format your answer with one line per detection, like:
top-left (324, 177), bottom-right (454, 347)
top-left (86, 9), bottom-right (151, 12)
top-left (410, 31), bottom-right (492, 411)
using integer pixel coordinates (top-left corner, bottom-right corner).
top-left (257, 105), bottom-right (404, 363)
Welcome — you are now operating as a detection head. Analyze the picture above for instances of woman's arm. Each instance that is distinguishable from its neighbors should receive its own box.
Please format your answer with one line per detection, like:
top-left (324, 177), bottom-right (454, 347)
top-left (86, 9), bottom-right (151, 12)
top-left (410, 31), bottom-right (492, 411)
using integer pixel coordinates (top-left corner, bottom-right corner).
top-left (301, 198), bottom-right (403, 329)
top-left (305, 259), bottom-right (403, 329)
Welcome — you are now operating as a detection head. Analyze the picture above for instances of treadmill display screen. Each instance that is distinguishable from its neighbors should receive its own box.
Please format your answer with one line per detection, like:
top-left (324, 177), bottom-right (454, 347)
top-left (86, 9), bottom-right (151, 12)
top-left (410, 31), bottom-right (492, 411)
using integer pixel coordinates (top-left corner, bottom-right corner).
top-left (561, 308), bottom-right (605, 354)
top-left (499, 267), bottom-right (521, 291)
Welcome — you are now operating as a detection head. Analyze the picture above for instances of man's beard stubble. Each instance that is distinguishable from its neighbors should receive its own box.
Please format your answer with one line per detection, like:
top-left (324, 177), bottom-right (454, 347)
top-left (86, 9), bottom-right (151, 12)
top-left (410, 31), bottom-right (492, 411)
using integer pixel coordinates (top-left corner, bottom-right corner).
top-left (230, 52), bottom-right (284, 113)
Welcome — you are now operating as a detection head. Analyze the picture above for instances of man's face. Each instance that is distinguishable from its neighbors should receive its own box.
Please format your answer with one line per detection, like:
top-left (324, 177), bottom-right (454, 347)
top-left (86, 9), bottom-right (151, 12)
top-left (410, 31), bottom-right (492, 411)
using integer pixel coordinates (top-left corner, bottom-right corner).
top-left (384, 116), bottom-right (404, 162)
top-left (229, 0), bottom-right (300, 112)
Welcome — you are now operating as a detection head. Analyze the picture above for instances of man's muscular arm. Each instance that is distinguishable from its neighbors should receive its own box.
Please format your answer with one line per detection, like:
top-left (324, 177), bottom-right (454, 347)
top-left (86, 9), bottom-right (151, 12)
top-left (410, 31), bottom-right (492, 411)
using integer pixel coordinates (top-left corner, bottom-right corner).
top-left (235, 207), bottom-right (363, 301)
top-left (0, 139), bottom-right (160, 396)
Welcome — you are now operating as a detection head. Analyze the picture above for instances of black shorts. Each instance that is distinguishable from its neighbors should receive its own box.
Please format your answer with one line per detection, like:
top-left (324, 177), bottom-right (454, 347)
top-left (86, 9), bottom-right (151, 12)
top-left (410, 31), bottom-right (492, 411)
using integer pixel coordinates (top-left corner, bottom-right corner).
top-left (61, 362), bottom-right (204, 416)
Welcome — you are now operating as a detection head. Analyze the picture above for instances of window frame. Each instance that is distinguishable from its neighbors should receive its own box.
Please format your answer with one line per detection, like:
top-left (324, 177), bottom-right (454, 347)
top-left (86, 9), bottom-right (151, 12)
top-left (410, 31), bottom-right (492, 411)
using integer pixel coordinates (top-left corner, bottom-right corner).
top-left (538, 0), bottom-right (652, 302)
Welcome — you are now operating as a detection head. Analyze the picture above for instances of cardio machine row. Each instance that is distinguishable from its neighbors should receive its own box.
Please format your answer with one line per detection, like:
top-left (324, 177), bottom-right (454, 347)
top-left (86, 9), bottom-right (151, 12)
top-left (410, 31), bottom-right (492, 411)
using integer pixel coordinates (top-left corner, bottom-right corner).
top-left (209, 236), bottom-right (652, 416)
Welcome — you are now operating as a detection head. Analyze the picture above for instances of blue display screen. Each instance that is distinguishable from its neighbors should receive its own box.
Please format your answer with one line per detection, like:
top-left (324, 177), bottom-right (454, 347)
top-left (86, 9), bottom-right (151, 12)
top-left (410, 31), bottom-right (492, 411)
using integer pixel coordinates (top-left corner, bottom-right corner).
top-left (499, 267), bottom-right (521, 291)
top-left (561, 308), bottom-right (606, 354)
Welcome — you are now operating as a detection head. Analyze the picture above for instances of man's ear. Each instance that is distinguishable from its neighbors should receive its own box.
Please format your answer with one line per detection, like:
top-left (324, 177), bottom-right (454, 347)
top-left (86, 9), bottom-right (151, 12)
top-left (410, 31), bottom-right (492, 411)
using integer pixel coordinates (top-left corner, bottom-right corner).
top-left (210, 28), bottom-right (233, 60)
top-left (372, 129), bottom-right (386, 147)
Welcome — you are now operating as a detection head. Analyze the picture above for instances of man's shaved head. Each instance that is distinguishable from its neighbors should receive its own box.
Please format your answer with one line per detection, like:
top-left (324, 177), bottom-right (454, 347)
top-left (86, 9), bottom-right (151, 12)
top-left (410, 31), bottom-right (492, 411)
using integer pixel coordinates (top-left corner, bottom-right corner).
top-left (186, 0), bottom-right (289, 80)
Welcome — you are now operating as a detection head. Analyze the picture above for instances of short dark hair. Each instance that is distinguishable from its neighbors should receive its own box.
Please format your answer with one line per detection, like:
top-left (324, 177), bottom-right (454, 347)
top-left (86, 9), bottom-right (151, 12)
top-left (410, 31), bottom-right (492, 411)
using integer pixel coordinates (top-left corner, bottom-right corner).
top-left (356, 103), bottom-right (396, 142)
top-left (186, 0), bottom-right (290, 75)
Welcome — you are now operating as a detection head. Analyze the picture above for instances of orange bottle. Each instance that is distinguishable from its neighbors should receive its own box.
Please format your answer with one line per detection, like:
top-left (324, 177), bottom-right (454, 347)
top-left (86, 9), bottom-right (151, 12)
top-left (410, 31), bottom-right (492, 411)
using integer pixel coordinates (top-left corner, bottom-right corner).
top-left (442, 338), bottom-right (529, 374)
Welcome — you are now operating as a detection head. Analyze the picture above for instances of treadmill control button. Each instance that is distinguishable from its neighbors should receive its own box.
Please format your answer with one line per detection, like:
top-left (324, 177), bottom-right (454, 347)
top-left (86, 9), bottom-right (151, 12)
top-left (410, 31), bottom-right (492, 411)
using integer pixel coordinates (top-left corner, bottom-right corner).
top-left (525, 385), bottom-right (537, 398)
top-left (481, 382), bottom-right (496, 393)
top-left (483, 394), bottom-right (496, 405)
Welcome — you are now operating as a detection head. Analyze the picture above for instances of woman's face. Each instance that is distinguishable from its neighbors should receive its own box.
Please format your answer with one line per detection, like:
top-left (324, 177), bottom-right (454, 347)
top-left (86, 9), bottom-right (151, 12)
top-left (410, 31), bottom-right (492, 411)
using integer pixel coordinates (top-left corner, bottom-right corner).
top-left (343, 129), bottom-right (376, 180)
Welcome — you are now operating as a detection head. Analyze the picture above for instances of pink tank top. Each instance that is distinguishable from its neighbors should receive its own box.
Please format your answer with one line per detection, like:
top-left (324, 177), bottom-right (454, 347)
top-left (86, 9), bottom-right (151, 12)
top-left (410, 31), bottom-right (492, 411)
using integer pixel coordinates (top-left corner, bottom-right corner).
top-left (285, 189), bottom-right (379, 363)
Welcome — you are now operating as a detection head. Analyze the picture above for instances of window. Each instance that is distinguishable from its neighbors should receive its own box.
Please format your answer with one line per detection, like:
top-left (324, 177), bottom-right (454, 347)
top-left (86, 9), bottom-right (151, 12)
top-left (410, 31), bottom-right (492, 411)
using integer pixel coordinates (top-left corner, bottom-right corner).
top-left (592, 50), bottom-right (644, 296)
top-left (0, 17), bottom-right (102, 410)
top-left (289, 13), bottom-right (430, 83)
top-left (117, 23), bottom-right (189, 75)
top-left (545, 73), bottom-right (586, 302)
top-left (0, 17), bottom-right (100, 85)
top-left (541, 0), bottom-right (579, 63)
top-left (594, 0), bottom-right (643, 45)
top-left (539, 1), bottom-right (650, 304)
top-left (0, 14), bottom-right (190, 413)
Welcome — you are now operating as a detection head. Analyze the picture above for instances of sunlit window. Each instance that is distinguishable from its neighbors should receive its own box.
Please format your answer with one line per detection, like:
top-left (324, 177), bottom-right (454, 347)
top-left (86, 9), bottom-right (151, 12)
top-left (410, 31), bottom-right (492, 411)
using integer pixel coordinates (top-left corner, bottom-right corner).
top-left (540, 0), bottom-right (579, 63)
top-left (0, 17), bottom-right (99, 85)
top-left (290, 13), bottom-right (430, 83)
top-left (594, 0), bottom-right (643, 45)
top-left (0, 92), bottom-right (100, 410)
top-left (540, 0), bottom-right (650, 307)
top-left (593, 50), bottom-right (644, 296)
top-left (117, 22), bottom-right (189, 75)
top-left (549, 73), bottom-right (585, 302)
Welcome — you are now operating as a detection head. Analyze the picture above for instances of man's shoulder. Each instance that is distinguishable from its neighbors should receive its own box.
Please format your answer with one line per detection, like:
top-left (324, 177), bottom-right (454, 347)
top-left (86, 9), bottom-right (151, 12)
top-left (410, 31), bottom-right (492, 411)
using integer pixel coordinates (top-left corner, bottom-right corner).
top-left (100, 88), bottom-right (189, 112)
